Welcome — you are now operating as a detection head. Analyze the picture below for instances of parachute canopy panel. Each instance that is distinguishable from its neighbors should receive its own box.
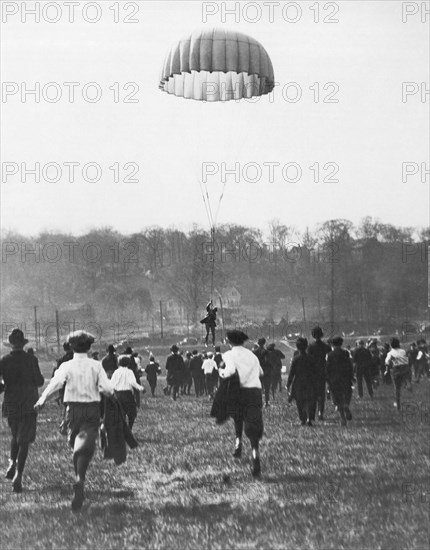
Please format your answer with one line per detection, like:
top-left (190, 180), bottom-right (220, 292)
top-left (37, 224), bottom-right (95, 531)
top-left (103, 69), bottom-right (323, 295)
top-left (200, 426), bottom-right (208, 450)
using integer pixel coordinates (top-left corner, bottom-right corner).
top-left (159, 28), bottom-right (275, 101)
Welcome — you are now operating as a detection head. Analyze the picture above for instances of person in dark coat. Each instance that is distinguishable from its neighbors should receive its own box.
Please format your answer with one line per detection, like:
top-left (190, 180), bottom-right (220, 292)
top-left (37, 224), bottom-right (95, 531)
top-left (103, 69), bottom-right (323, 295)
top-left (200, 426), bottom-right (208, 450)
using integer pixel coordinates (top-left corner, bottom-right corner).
top-left (101, 344), bottom-right (118, 379)
top-left (352, 340), bottom-right (374, 399)
top-left (218, 330), bottom-right (264, 477)
top-left (415, 340), bottom-right (429, 383)
top-left (326, 336), bottom-right (354, 426)
top-left (0, 329), bottom-right (44, 493)
top-left (307, 326), bottom-right (331, 421)
top-left (380, 343), bottom-right (392, 384)
top-left (165, 345), bottom-right (185, 400)
top-left (286, 337), bottom-right (318, 426)
top-left (200, 300), bottom-right (217, 346)
top-left (253, 337), bottom-right (270, 407)
top-left (189, 350), bottom-right (204, 396)
top-left (145, 354), bottom-right (161, 396)
top-left (368, 339), bottom-right (381, 389)
top-left (266, 343), bottom-right (285, 400)
top-left (181, 351), bottom-right (193, 395)
top-left (212, 346), bottom-right (223, 391)
top-left (124, 347), bottom-right (141, 408)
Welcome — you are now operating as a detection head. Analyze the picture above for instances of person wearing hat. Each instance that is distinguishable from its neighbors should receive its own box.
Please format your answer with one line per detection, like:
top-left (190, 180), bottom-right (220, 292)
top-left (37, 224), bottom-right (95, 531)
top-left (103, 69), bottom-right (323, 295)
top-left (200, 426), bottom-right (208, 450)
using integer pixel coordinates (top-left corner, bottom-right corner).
top-left (101, 344), bottom-right (118, 379)
top-left (189, 350), bottom-right (204, 397)
top-left (326, 336), bottom-right (354, 426)
top-left (219, 330), bottom-right (264, 477)
top-left (202, 351), bottom-right (218, 399)
top-left (0, 329), bottom-right (44, 493)
top-left (181, 351), bottom-right (193, 395)
top-left (286, 337), bottom-right (318, 426)
top-left (200, 300), bottom-right (218, 346)
top-left (165, 345), bottom-right (185, 400)
top-left (123, 347), bottom-right (141, 408)
top-left (34, 330), bottom-right (114, 511)
top-left (110, 355), bottom-right (145, 429)
top-left (352, 339), bottom-right (374, 399)
top-left (266, 342), bottom-right (285, 400)
top-left (145, 354), bottom-right (161, 396)
top-left (307, 327), bottom-right (331, 421)
top-left (253, 337), bottom-right (270, 407)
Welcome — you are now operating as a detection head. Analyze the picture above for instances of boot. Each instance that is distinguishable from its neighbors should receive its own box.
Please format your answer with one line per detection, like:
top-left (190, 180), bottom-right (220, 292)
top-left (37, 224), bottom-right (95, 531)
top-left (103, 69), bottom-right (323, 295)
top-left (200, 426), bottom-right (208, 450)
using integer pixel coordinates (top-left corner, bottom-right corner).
top-left (233, 438), bottom-right (242, 459)
top-left (71, 481), bottom-right (85, 511)
top-left (5, 460), bottom-right (16, 480)
top-left (251, 448), bottom-right (261, 478)
top-left (12, 472), bottom-right (22, 493)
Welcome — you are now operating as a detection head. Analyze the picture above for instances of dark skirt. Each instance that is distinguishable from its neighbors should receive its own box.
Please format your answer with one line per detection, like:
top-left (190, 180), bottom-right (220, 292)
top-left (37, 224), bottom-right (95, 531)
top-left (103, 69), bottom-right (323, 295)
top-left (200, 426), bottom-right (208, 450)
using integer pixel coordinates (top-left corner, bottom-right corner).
top-left (7, 414), bottom-right (37, 444)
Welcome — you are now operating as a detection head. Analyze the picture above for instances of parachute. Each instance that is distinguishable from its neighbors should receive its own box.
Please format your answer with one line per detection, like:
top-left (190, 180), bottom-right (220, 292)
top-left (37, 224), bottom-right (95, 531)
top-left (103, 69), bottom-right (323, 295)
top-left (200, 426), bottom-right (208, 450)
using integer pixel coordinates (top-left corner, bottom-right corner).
top-left (159, 28), bottom-right (275, 102)
top-left (159, 28), bottom-right (275, 298)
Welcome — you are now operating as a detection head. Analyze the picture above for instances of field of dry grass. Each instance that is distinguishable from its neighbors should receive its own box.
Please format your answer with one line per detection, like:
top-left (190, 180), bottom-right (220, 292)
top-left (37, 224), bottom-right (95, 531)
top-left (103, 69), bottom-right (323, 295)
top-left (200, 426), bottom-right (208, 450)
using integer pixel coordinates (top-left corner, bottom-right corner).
top-left (1, 355), bottom-right (429, 550)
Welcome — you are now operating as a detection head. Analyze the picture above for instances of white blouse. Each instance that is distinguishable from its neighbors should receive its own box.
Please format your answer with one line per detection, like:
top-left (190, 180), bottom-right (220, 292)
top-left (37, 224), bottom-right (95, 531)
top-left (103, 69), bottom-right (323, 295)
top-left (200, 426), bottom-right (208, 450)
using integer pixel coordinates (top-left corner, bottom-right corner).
top-left (219, 346), bottom-right (263, 389)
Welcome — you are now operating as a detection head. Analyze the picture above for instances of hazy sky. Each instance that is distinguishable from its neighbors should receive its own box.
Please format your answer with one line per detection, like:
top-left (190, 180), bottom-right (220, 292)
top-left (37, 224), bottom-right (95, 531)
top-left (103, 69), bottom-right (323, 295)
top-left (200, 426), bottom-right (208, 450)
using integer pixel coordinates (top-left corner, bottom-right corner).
top-left (1, 0), bottom-right (429, 236)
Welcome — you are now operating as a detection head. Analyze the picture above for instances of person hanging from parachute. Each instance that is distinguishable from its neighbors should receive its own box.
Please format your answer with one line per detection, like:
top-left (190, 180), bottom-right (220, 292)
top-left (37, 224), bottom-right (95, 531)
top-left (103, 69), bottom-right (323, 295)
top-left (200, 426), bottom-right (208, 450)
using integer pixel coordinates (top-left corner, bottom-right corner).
top-left (200, 300), bottom-right (218, 347)
top-left (159, 28), bottom-right (275, 334)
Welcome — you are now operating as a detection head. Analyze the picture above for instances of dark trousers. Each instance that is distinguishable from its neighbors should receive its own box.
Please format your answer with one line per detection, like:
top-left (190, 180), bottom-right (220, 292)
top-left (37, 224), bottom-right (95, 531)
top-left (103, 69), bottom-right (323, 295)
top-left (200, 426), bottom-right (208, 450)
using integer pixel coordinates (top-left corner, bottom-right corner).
top-left (271, 372), bottom-right (281, 399)
top-left (115, 391), bottom-right (137, 429)
top-left (296, 398), bottom-right (317, 424)
top-left (393, 371), bottom-right (409, 410)
top-left (148, 378), bottom-right (157, 396)
top-left (205, 374), bottom-right (215, 397)
top-left (233, 388), bottom-right (263, 448)
top-left (172, 383), bottom-right (180, 400)
top-left (316, 373), bottom-right (326, 417)
top-left (330, 385), bottom-right (352, 423)
top-left (193, 375), bottom-right (203, 396)
top-left (263, 375), bottom-right (271, 405)
top-left (205, 324), bottom-right (215, 345)
top-left (356, 365), bottom-right (373, 398)
top-left (182, 377), bottom-right (192, 394)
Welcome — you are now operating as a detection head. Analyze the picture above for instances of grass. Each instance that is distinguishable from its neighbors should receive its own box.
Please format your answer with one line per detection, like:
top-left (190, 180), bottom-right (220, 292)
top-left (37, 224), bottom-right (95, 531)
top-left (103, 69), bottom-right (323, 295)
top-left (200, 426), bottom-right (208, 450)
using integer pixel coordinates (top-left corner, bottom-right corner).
top-left (1, 354), bottom-right (429, 550)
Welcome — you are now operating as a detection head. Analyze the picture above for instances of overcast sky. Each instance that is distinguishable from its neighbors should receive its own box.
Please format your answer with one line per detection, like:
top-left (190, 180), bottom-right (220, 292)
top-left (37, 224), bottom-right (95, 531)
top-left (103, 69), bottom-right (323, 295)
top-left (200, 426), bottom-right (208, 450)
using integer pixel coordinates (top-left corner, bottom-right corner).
top-left (1, 1), bottom-right (429, 236)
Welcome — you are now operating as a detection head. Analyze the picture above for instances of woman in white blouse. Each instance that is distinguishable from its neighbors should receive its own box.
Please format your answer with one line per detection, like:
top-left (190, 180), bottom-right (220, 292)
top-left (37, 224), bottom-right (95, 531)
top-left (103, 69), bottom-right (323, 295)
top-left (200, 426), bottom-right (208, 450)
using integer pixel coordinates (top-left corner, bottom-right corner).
top-left (219, 330), bottom-right (264, 477)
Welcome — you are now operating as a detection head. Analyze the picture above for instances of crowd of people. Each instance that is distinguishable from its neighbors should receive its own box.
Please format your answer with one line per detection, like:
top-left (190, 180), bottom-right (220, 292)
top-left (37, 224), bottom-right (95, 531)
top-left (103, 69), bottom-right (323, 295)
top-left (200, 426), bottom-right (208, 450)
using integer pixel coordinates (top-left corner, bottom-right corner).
top-left (0, 324), bottom-right (428, 511)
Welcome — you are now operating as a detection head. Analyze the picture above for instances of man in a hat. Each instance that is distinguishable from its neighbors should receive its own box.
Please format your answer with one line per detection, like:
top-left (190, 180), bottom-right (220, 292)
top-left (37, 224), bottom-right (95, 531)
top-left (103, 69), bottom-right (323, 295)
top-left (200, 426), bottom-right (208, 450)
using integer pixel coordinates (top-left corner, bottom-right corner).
top-left (0, 328), bottom-right (44, 492)
top-left (189, 350), bottom-right (204, 396)
top-left (307, 327), bottom-right (331, 421)
top-left (326, 336), bottom-right (354, 426)
top-left (34, 330), bottom-right (113, 511)
top-left (165, 345), bottom-right (185, 400)
top-left (101, 344), bottom-right (118, 379)
top-left (352, 339), bottom-right (374, 399)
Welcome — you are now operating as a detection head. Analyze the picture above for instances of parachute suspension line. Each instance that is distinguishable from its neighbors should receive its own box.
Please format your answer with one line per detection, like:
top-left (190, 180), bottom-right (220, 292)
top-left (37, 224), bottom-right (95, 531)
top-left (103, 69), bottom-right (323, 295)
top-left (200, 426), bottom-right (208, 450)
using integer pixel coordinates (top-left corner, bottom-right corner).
top-left (210, 225), bottom-right (216, 302)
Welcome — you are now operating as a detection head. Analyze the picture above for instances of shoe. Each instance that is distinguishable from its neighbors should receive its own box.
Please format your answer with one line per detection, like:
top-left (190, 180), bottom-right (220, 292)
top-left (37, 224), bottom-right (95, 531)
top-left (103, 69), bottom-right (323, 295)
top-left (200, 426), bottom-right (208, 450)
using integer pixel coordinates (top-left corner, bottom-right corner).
top-left (71, 482), bottom-right (84, 511)
top-left (233, 446), bottom-right (242, 459)
top-left (252, 457), bottom-right (261, 478)
top-left (12, 474), bottom-right (22, 493)
top-left (345, 408), bottom-right (352, 421)
top-left (5, 461), bottom-right (16, 480)
top-left (340, 418), bottom-right (347, 427)
top-left (318, 413), bottom-right (324, 421)
top-left (306, 420), bottom-right (313, 427)
top-left (265, 402), bottom-right (270, 408)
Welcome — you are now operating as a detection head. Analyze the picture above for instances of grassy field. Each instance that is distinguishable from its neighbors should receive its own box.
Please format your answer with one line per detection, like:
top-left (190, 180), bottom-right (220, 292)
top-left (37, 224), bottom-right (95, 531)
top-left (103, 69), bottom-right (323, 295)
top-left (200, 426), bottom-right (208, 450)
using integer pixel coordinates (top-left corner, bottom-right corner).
top-left (1, 352), bottom-right (429, 550)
